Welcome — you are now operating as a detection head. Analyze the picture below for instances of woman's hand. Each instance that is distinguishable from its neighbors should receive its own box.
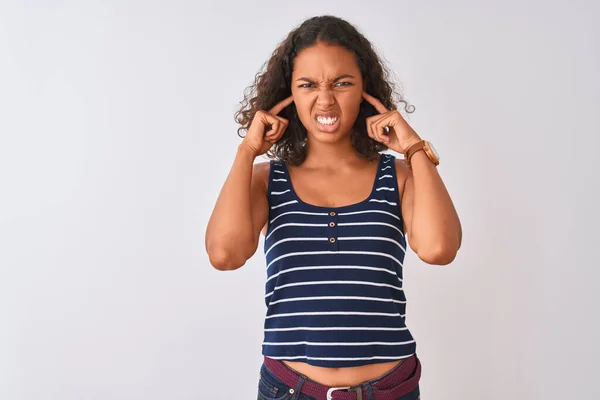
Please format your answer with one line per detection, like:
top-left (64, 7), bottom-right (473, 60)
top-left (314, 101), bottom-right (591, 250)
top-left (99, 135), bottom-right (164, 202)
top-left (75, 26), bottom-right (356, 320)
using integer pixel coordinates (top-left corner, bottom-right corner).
top-left (241, 95), bottom-right (294, 157)
top-left (362, 91), bottom-right (421, 154)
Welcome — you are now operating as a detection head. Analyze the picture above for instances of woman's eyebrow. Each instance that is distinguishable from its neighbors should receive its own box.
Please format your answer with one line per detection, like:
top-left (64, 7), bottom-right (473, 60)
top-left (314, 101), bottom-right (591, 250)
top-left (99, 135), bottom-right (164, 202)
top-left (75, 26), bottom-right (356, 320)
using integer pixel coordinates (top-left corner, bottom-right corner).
top-left (296, 74), bottom-right (356, 82)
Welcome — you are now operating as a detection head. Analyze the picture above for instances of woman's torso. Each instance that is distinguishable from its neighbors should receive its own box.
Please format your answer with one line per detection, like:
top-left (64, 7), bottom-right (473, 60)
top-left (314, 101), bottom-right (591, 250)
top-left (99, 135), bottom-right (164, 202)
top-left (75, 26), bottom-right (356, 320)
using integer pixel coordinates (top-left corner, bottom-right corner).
top-left (260, 153), bottom-right (412, 387)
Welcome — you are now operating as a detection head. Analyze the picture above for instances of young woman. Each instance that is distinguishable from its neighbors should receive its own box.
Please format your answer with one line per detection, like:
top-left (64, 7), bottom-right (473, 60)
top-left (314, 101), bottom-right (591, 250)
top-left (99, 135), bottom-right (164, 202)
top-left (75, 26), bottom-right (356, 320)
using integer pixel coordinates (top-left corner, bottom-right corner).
top-left (205, 15), bottom-right (461, 400)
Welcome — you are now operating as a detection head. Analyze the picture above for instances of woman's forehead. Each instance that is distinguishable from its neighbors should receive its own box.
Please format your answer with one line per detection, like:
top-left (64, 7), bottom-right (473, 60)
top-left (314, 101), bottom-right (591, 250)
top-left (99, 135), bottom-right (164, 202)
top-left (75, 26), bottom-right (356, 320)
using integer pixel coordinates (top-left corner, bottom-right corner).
top-left (292, 46), bottom-right (360, 79)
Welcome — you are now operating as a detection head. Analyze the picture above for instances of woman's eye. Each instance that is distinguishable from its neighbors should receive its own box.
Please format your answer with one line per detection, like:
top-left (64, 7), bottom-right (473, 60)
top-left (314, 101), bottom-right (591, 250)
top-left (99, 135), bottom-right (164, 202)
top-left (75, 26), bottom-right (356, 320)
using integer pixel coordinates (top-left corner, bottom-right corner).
top-left (298, 82), bottom-right (352, 89)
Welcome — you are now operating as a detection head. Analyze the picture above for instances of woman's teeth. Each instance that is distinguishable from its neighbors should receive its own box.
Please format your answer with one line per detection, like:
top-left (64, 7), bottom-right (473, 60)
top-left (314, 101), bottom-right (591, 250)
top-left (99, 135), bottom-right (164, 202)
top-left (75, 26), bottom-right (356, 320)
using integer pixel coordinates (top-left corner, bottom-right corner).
top-left (317, 116), bottom-right (338, 125)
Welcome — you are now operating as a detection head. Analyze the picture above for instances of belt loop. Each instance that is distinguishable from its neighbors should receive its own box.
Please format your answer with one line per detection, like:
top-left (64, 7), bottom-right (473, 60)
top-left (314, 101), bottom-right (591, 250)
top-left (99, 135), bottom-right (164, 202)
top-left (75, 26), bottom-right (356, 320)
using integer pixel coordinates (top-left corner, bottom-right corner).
top-left (354, 386), bottom-right (363, 400)
top-left (292, 375), bottom-right (305, 399)
top-left (363, 382), bottom-right (374, 400)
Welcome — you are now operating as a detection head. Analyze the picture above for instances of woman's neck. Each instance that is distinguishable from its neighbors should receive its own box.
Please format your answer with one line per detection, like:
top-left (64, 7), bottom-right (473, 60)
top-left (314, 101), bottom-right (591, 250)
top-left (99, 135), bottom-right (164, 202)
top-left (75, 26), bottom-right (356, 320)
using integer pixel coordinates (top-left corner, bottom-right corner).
top-left (302, 138), bottom-right (364, 169)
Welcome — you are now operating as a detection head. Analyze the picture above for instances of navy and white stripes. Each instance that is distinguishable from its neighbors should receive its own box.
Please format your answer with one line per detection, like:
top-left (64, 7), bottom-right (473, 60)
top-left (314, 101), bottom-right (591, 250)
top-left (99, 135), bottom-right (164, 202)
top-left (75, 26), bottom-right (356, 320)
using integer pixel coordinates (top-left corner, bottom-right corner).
top-left (262, 153), bottom-right (416, 367)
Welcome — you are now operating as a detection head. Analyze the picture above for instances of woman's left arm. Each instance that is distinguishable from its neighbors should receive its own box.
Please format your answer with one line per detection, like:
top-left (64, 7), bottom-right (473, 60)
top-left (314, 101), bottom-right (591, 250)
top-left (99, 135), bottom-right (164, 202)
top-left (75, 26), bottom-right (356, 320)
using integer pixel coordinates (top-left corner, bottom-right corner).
top-left (362, 91), bottom-right (462, 265)
top-left (396, 154), bottom-right (462, 265)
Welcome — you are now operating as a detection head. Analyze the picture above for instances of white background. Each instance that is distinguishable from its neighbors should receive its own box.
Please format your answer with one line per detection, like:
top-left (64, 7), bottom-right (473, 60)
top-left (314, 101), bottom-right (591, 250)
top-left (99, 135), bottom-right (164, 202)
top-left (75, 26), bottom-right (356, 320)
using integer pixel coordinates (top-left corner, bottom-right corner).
top-left (1, 0), bottom-right (599, 398)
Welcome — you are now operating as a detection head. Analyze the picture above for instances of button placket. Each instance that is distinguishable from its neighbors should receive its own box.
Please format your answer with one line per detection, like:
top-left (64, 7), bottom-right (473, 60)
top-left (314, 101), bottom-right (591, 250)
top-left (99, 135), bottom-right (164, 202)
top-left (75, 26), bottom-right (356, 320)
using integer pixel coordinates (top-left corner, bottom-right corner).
top-left (328, 211), bottom-right (339, 251)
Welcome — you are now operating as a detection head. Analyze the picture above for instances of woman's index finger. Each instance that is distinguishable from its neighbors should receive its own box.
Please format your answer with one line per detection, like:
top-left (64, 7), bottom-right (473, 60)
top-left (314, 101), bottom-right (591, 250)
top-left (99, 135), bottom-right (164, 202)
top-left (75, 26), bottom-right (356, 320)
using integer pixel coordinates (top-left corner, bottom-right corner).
top-left (362, 91), bottom-right (389, 114)
top-left (269, 95), bottom-right (294, 115)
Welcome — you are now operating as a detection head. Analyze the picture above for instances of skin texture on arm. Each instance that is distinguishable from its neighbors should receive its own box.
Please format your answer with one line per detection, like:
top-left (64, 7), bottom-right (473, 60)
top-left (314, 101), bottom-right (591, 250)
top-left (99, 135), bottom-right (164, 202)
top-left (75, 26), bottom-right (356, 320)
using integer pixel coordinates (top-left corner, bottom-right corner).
top-left (396, 157), bottom-right (462, 265)
top-left (362, 91), bottom-right (461, 265)
top-left (204, 146), bottom-right (269, 271)
top-left (205, 96), bottom-right (293, 271)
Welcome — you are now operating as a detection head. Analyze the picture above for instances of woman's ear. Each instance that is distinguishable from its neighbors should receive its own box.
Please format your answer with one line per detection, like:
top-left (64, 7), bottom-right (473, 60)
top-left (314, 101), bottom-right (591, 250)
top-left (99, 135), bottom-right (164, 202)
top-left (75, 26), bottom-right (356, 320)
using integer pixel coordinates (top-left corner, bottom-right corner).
top-left (287, 101), bottom-right (299, 121)
top-left (361, 78), bottom-right (367, 102)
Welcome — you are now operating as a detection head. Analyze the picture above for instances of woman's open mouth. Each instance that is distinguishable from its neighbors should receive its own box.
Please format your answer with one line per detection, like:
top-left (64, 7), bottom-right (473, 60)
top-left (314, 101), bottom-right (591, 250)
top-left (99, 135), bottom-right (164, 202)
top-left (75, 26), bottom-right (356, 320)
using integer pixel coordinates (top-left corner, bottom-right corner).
top-left (315, 114), bottom-right (340, 133)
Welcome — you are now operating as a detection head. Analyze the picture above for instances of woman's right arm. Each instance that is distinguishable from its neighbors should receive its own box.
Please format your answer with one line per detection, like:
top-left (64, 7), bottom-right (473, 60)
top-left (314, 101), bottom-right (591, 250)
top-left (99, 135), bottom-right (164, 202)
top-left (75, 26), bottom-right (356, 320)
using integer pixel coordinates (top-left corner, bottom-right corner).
top-left (205, 95), bottom-right (294, 271)
top-left (205, 144), bottom-right (269, 271)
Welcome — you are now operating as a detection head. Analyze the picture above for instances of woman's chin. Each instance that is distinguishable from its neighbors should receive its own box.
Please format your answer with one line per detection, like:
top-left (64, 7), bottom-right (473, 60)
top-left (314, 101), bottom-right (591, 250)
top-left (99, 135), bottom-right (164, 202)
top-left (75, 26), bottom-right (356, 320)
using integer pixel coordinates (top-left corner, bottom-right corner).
top-left (307, 128), bottom-right (351, 143)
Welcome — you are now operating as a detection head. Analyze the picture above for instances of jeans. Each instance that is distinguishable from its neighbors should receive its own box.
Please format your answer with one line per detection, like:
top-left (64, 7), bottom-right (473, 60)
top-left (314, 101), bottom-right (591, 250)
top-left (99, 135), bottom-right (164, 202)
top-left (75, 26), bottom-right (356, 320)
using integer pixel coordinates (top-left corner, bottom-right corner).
top-left (257, 361), bottom-right (420, 400)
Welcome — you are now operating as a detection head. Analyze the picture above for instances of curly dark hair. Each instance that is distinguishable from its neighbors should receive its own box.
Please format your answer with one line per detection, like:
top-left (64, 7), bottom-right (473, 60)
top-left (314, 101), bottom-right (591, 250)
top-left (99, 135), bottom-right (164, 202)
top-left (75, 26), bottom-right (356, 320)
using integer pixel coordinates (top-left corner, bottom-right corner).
top-left (234, 15), bottom-right (415, 166)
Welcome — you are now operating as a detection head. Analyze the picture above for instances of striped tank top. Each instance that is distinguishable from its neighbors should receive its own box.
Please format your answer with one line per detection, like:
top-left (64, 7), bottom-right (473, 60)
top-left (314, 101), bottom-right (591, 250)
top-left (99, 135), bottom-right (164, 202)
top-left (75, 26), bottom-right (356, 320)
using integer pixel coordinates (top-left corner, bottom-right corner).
top-left (262, 153), bottom-right (416, 368)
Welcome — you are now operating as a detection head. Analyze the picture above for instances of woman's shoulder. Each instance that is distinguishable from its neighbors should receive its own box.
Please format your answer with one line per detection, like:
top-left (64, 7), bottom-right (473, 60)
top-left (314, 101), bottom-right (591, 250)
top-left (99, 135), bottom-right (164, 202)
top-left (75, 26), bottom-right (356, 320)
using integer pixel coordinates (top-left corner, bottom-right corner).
top-left (393, 156), bottom-right (412, 189)
top-left (393, 156), bottom-right (410, 174)
top-left (253, 160), bottom-right (272, 171)
top-left (252, 160), bottom-right (273, 189)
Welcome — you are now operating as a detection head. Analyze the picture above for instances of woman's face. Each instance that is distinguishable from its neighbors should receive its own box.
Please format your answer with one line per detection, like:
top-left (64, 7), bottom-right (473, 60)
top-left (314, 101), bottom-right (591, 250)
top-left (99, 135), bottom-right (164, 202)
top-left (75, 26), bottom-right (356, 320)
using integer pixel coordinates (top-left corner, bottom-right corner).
top-left (291, 42), bottom-right (364, 143)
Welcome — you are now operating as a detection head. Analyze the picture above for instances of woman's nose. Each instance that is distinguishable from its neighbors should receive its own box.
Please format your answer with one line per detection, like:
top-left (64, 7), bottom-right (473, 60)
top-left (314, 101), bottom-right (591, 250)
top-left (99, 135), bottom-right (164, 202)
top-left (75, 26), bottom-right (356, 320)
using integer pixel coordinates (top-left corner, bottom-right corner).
top-left (316, 89), bottom-right (335, 108)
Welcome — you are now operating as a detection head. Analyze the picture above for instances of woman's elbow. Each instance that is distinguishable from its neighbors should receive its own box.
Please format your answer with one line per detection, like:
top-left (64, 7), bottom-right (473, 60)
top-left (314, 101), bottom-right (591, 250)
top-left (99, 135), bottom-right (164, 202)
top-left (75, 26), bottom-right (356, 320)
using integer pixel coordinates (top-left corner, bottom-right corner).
top-left (205, 237), bottom-right (256, 271)
top-left (207, 248), bottom-right (244, 271)
top-left (416, 242), bottom-right (459, 266)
